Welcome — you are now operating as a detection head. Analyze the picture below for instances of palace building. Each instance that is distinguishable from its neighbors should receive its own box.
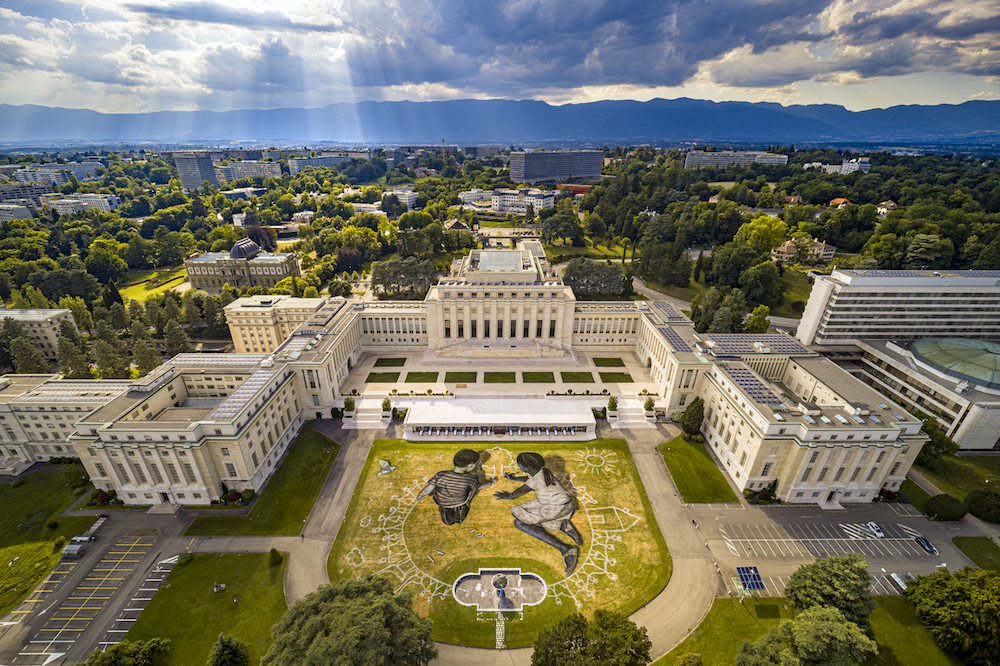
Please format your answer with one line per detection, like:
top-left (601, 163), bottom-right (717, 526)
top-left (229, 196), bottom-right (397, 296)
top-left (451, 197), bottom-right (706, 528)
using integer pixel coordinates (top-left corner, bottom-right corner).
top-left (184, 238), bottom-right (300, 293)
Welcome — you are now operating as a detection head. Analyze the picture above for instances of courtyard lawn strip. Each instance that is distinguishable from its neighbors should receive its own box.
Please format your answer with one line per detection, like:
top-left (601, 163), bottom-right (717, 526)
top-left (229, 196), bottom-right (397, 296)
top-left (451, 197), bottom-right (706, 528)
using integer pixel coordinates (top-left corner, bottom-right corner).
top-left (953, 536), bottom-right (1000, 572)
top-left (659, 436), bottom-right (739, 503)
top-left (656, 597), bottom-right (962, 666)
top-left (484, 372), bottom-right (516, 383)
top-left (185, 425), bottom-right (340, 536)
top-left (366, 372), bottom-right (401, 383)
top-left (374, 358), bottom-right (407, 367)
top-left (328, 438), bottom-right (671, 649)
top-left (127, 553), bottom-right (286, 665)
top-left (599, 372), bottom-right (633, 383)
top-left (899, 478), bottom-right (932, 513)
top-left (444, 371), bottom-right (477, 383)
top-left (521, 371), bottom-right (555, 383)
top-left (593, 357), bottom-right (626, 367)
top-left (405, 372), bottom-right (439, 383)
top-left (560, 371), bottom-right (595, 383)
top-left (914, 456), bottom-right (1000, 501)
top-left (0, 468), bottom-right (96, 616)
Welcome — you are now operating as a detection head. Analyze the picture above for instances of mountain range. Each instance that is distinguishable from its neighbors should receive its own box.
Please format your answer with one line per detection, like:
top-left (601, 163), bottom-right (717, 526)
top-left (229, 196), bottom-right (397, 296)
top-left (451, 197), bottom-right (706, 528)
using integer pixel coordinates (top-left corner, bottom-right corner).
top-left (2, 98), bottom-right (999, 145)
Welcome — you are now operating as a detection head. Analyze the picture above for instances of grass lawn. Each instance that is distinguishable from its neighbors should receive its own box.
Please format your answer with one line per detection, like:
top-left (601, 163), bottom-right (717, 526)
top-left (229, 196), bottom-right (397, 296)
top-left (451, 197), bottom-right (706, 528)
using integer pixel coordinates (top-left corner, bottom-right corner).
top-left (914, 456), bottom-right (1000, 500)
top-left (641, 275), bottom-right (708, 304)
top-left (599, 372), bottom-right (634, 383)
top-left (561, 371), bottom-right (595, 383)
top-left (899, 479), bottom-right (932, 513)
top-left (405, 372), bottom-right (439, 383)
top-left (120, 268), bottom-right (186, 302)
top-left (484, 372), bottom-right (516, 383)
top-left (128, 553), bottom-right (286, 665)
top-left (770, 269), bottom-right (814, 319)
top-left (594, 357), bottom-right (626, 367)
top-left (185, 426), bottom-right (339, 536)
top-left (444, 372), bottom-right (477, 383)
top-left (0, 468), bottom-right (97, 616)
top-left (374, 358), bottom-right (407, 367)
top-left (657, 597), bottom-right (962, 666)
top-left (329, 439), bottom-right (671, 649)
top-left (522, 371), bottom-right (555, 383)
top-left (366, 372), bottom-right (401, 383)
top-left (659, 436), bottom-right (738, 503)
top-left (953, 536), bottom-right (1000, 572)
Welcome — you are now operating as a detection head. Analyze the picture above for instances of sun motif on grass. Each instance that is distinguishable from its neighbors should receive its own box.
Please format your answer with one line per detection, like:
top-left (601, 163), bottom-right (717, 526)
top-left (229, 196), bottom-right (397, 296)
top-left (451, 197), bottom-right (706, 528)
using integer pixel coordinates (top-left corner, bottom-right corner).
top-left (574, 447), bottom-right (619, 476)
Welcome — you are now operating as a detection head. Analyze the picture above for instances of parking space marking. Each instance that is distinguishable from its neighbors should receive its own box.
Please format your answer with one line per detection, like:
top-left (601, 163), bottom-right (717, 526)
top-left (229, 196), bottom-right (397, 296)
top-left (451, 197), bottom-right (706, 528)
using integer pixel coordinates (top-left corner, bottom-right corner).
top-left (722, 523), bottom-right (934, 560)
top-left (96, 554), bottom-right (178, 650)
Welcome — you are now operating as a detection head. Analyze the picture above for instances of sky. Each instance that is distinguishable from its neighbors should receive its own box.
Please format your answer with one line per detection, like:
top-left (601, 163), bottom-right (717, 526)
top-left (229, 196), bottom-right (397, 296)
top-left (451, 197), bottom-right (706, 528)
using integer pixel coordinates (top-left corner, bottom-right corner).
top-left (0, 0), bottom-right (998, 113)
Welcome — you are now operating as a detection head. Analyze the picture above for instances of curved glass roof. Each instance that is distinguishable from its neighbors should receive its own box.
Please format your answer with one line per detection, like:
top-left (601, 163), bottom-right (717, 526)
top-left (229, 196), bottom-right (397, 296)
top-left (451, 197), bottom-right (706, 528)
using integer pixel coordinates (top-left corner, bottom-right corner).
top-left (910, 338), bottom-right (1000, 390)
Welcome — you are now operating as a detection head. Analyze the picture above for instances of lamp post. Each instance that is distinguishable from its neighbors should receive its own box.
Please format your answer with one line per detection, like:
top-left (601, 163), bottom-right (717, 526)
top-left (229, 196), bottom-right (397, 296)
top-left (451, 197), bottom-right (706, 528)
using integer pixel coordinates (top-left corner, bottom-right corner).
top-left (8, 556), bottom-right (30, 586)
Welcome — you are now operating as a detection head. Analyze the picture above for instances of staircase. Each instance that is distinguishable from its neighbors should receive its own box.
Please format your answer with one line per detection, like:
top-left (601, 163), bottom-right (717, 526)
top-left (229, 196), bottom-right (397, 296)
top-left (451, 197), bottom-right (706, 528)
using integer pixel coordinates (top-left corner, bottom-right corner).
top-left (609, 398), bottom-right (657, 430)
top-left (341, 399), bottom-right (389, 430)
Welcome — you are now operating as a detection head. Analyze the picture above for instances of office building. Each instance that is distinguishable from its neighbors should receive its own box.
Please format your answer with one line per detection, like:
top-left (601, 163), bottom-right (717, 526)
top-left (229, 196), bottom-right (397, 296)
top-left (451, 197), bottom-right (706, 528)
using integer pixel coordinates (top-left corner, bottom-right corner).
top-left (460, 146), bottom-right (500, 160)
top-left (508, 150), bottom-right (603, 183)
top-left (0, 182), bottom-right (53, 207)
top-left (215, 161), bottom-right (283, 184)
top-left (224, 295), bottom-right (327, 353)
top-left (796, 269), bottom-right (1000, 347)
top-left (14, 162), bottom-right (102, 184)
top-left (184, 238), bottom-right (300, 293)
top-left (840, 158), bottom-right (871, 175)
top-left (388, 188), bottom-right (418, 212)
top-left (288, 155), bottom-right (350, 175)
top-left (172, 151), bottom-right (219, 191)
top-left (0, 204), bottom-right (32, 222)
top-left (0, 309), bottom-right (77, 359)
top-left (490, 189), bottom-right (555, 214)
top-left (683, 151), bottom-right (788, 170)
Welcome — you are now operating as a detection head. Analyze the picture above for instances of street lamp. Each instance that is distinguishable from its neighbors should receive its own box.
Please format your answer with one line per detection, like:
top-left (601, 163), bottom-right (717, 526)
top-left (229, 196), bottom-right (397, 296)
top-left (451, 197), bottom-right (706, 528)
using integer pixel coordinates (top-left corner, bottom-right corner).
top-left (8, 556), bottom-right (30, 586)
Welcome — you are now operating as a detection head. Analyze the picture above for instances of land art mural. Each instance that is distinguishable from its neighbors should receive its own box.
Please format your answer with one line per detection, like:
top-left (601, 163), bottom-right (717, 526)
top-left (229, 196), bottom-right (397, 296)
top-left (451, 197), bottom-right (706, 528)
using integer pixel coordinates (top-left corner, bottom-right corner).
top-left (328, 439), bottom-right (671, 648)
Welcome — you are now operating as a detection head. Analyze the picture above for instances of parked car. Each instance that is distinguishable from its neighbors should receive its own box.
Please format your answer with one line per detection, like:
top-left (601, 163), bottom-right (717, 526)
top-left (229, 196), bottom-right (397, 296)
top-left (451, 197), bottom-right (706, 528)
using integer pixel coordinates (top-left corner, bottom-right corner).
top-left (915, 536), bottom-right (938, 554)
top-left (867, 522), bottom-right (884, 538)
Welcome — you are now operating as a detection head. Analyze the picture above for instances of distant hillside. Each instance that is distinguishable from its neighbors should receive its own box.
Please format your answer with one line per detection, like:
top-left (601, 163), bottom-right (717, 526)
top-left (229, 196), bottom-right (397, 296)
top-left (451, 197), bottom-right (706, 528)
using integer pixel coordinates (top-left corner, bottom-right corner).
top-left (1, 98), bottom-right (999, 144)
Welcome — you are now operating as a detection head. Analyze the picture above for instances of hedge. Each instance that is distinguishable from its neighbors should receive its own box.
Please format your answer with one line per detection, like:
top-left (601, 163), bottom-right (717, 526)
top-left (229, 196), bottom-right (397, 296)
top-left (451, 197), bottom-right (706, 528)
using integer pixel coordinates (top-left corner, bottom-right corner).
top-left (925, 493), bottom-right (968, 521)
top-left (965, 487), bottom-right (1000, 523)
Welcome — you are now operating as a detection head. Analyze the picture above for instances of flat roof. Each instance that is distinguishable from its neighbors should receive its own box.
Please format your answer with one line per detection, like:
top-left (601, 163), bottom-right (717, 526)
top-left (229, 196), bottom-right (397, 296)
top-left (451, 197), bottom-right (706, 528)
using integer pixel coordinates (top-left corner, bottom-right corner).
top-left (187, 252), bottom-right (290, 263)
top-left (478, 251), bottom-right (524, 272)
top-left (405, 398), bottom-right (596, 427)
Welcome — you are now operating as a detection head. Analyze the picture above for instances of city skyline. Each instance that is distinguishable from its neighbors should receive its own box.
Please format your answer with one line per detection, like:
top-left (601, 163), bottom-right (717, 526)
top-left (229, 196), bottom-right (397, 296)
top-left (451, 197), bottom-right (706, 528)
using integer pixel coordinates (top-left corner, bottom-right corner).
top-left (0, 0), bottom-right (998, 114)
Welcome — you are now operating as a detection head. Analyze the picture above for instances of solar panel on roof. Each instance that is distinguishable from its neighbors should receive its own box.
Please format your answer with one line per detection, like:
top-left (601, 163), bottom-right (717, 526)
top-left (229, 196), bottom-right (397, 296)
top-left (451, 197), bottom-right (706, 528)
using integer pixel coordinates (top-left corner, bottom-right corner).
top-left (720, 365), bottom-right (781, 404)
top-left (657, 326), bottom-right (689, 352)
top-left (651, 302), bottom-right (689, 323)
top-left (736, 566), bottom-right (766, 590)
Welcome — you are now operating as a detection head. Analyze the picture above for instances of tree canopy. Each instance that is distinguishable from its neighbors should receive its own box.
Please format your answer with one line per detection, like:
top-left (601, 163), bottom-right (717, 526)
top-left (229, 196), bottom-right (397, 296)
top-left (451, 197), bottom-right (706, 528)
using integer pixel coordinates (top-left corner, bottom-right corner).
top-left (907, 567), bottom-right (1000, 666)
top-left (563, 259), bottom-right (633, 299)
top-left (79, 638), bottom-right (170, 666)
top-left (735, 606), bottom-right (877, 666)
top-left (785, 553), bottom-right (876, 628)
top-left (531, 609), bottom-right (651, 666)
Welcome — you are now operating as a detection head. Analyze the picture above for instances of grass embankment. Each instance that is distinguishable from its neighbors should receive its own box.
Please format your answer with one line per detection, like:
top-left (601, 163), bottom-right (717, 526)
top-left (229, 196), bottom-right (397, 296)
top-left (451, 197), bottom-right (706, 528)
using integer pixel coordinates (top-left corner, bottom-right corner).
top-left (899, 479), bottom-right (932, 513)
top-left (914, 456), bottom-right (1000, 501)
top-left (127, 553), bottom-right (286, 665)
top-left (405, 372), bottom-right (439, 383)
top-left (328, 439), bottom-right (671, 649)
top-left (657, 597), bottom-right (962, 666)
top-left (659, 436), bottom-right (738, 503)
top-left (560, 371), bottom-right (595, 383)
top-left (120, 268), bottom-right (186, 302)
top-left (185, 426), bottom-right (339, 536)
top-left (484, 372), bottom-right (516, 383)
top-left (953, 536), bottom-right (1000, 572)
top-left (444, 372), bottom-right (477, 383)
top-left (0, 468), bottom-right (96, 615)
top-left (522, 372), bottom-right (555, 383)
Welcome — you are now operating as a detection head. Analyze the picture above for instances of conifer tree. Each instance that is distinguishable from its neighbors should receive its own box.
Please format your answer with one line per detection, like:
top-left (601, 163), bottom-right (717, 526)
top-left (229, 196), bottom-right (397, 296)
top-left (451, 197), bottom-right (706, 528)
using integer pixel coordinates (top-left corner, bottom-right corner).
top-left (164, 320), bottom-right (193, 357)
top-left (57, 336), bottom-right (92, 379)
top-left (133, 338), bottom-right (162, 376)
top-left (11, 337), bottom-right (50, 373)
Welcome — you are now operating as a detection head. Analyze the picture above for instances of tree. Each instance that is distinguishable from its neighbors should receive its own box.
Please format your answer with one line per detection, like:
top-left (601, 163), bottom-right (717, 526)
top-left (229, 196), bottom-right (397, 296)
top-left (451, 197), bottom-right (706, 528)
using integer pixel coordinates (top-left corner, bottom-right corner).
top-left (109, 302), bottom-right (130, 331)
top-left (261, 575), bottom-right (436, 666)
top-left (707, 307), bottom-right (734, 333)
top-left (736, 606), bottom-right (876, 666)
top-left (924, 493), bottom-right (968, 521)
top-left (532, 609), bottom-right (651, 666)
top-left (785, 553), bottom-right (876, 628)
top-left (11, 336), bottom-right (50, 373)
top-left (207, 634), bottom-right (251, 666)
top-left (80, 638), bottom-right (170, 666)
top-left (183, 296), bottom-right (203, 329)
top-left (203, 298), bottom-right (229, 338)
top-left (133, 338), bottom-right (162, 376)
top-left (563, 259), bottom-right (633, 299)
top-left (913, 412), bottom-right (958, 470)
top-left (679, 397), bottom-right (705, 438)
top-left (94, 339), bottom-right (130, 379)
top-left (380, 193), bottom-right (406, 219)
top-left (86, 246), bottom-right (129, 284)
top-left (739, 261), bottom-right (783, 305)
top-left (965, 487), bottom-right (1000, 523)
top-left (370, 257), bottom-right (436, 300)
top-left (743, 305), bottom-right (771, 333)
top-left (674, 654), bottom-right (702, 666)
top-left (907, 567), bottom-right (1000, 666)
top-left (59, 296), bottom-right (94, 332)
top-left (164, 320), bottom-right (194, 357)
top-left (57, 336), bottom-right (92, 379)
top-left (734, 215), bottom-right (788, 252)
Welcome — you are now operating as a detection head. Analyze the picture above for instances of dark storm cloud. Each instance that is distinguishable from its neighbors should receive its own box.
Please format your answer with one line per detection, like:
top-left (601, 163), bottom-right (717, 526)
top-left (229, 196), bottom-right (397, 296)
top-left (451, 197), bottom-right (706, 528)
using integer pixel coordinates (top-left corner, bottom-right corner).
top-left (126, 1), bottom-right (348, 34)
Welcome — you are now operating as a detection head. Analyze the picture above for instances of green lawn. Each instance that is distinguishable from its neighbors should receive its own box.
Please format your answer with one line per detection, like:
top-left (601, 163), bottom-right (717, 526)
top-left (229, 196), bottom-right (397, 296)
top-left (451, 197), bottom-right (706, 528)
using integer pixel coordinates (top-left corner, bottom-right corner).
top-left (185, 426), bottom-right (340, 536)
top-left (127, 553), bottom-right (286, 665)
top-left (522, 372), bottom-right (555, 383)
top-left (561, 371), bottom-right (595, 383)
top-left (119, 268), bottom-right (186, 302)
top-left (594, 357), bottom-right (626, 367)
top-left (953, 536), bottom-right (1000, 572)
top-left (366, 372), bottom-right (400, 383)
top-left (484, 372), bottom-right (516, 383)
top-left (0, 468), bottom-right (96, 615)
top-left (657, 597), bottom-right (963, 666)
top-left (444, 372), bottom-right (477, 383)
top-left (900, 478), bottom-right (933, 513)
top-left (374, 358), bottom-right (406, 367)
top-left (914, 456), bottom-right (1000, 500)
top-left (770, 269), bottom-right (814, 319)
top-left (404, 372), bottom-right (439, 383)
top-left (659, 436), bottom-right (738, 503)
top-left (599, 372), bottom-right (634, 383)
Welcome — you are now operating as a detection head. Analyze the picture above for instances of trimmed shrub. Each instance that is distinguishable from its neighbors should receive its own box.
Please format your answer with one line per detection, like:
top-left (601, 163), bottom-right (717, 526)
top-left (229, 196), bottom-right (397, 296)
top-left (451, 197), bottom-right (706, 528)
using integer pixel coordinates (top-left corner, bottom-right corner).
top-left (608, 396), bottom-right (618, 411)
top-left (269, 548), bottom-right (283, 566)
top-left (48, 458), bottom-right (62, 465)
top-left (757, 489), bottom-right (772, 501)
top-left (54, 536), bottom-right (66, 550)
top-left (925, 493), bottom-right (968, 521)
top-left (97, 492), bottom-right (110, 504)
top-left (644, 397), bottom-right (655, 412)
top-left (343, 397), bottom-right (355, 412)
top-left (965, 487), bottom-right (1000, 523)
top-left (226, 490), bottom-right (242, 503)
top-left (884, 490), bottom-right (897, 501)
top-left (10, 478), bottom-right (24, 488)
top-left (177, 552), bottom-right (193, 565)
top-left (72, 486), bottom-right (87, 497)
top-left (330, 407), bottom-right (343, 419)
top-left (381, 397), bottom-right (392, 412)
top-left (46, 519), bottom-right (59, 530)
top-left (107, 489), bottom-right (117, 499)
top-left (241, 489), bottom-right (255, 502)
top-left (90, 488), bottom-right (102, 500)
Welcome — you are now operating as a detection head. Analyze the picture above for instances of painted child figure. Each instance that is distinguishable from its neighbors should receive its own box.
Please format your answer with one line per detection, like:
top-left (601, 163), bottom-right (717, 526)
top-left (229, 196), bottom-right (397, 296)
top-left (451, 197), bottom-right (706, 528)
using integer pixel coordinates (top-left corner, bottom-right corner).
top-left (494, 452), bottom-right (582, 575)
top-left (415, 449), bottom-right (497, 525)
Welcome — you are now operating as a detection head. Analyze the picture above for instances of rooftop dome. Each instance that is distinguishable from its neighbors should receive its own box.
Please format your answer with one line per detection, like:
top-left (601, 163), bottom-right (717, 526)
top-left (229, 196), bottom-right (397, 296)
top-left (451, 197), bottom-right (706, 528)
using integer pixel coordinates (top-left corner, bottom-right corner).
top-left (230, 237), bottom-right (261, 260)
top-left (910, 338), bottom-right (1000, 390)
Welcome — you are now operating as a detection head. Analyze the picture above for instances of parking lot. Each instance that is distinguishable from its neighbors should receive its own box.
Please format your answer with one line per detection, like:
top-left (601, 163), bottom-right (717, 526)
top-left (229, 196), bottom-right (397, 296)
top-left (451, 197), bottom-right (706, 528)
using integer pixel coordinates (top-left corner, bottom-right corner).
top-left (13, 536), bottom-right (155, 665)
top-left (731, 570), bottom-right (909, 598)
top-left (720, 521), bottom-right (932, 559)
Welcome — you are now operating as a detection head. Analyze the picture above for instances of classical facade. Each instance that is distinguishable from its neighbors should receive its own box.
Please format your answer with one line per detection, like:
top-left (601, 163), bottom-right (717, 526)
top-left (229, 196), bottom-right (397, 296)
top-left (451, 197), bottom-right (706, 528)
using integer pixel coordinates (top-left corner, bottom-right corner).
top-left (184, 239), bottom-right (300, 293)
top-left (224, 295), bottom-right (328, 353)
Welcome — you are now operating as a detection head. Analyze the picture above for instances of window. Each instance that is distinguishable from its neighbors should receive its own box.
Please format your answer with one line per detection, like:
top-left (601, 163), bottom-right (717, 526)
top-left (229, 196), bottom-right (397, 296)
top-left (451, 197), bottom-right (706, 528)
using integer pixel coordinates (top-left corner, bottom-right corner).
top-left (834, 467), bottom-right (844, 482)
top-left (225, 463), bottom-right (237, 478)
top-left (849, 467), bottom-right (860, 482)
top-left (795, 492), bottom-right (804, 498)
top-left (150, 464), bottom-right (164, 484)
top-left (801, 467), bottom-right (812, 482)
top-left (678, 394), bottom-right (687, 407)
top-left (183, 463), bottom-right (197, 484)
top-left (166, 463), bottom-right (181, 483)
top-left (761, 462), bottom-right (773, 476)
top-left (809, 451), bottom-right (819, 464)
top-left (252, 452), bottom-right (259, 467)
top-left (778, 428), bottom-right (786, 435)
top-left (818, 467), bottom-right (828, 482)
top-left (95, 463), bottom-right (107, 477)
top-left (890, 463), bottom-right (901, 475)
top-left (866, 468), bottom-right (877, 482)
top-left (876, 451), bottom-right (885, 463)
top-left (739, 452), bottom-right (748, 466)
top-left (221, 448), bottom-right (230, 456)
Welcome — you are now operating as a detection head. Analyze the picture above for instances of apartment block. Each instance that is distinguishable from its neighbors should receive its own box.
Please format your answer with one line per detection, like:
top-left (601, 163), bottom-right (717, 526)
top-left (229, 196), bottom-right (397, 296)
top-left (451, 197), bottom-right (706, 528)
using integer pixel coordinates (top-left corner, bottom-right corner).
top-left (288, 155), bottom-right (350, 175)
top-left (0, 309), bottom-right (77, 359)
top-left (508, 150), bottom-right (603, 183)
top-left (683, 151), bottom-right (789, 169)
top-left (215, 161), bottom-right (283, 183)
top-left (173, 151), bottom-right (219, 191)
